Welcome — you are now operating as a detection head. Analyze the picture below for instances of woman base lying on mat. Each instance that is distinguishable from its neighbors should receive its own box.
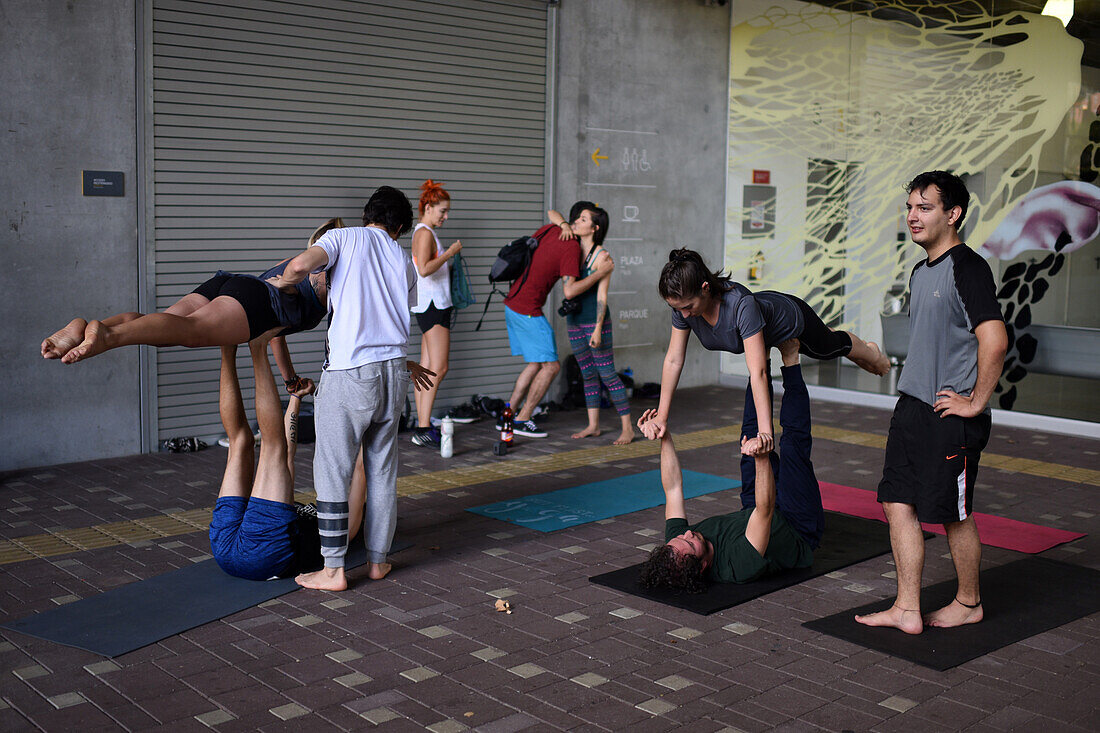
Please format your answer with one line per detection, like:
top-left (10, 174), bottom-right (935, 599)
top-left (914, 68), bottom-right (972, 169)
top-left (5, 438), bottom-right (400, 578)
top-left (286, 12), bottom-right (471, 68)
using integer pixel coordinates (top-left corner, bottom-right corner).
top-left (209, 337), bottom-right (368, 581)
top-left (638, 339), bottom-right (825, 592)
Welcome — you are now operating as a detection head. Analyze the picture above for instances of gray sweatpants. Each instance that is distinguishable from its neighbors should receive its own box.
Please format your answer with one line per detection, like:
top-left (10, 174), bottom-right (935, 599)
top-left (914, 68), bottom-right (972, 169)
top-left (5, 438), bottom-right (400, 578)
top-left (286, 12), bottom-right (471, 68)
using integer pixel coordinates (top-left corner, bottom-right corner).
top-left (313, 357), bottom-right (408, 567)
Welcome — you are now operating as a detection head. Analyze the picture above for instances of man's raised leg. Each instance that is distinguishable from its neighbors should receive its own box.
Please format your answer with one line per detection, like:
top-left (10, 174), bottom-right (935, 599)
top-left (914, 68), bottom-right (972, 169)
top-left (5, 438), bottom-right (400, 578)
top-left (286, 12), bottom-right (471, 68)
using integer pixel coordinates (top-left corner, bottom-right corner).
top-left (855, 501), bottom-right (925, 634)
top-left (773, 340), bottom-right (824, 548)
top-left (216, 345), bottom-right (254, 499)
top-left (925, 516), bottom-right (983, 627)
top-left (247, 339), bottom-right (294, 505)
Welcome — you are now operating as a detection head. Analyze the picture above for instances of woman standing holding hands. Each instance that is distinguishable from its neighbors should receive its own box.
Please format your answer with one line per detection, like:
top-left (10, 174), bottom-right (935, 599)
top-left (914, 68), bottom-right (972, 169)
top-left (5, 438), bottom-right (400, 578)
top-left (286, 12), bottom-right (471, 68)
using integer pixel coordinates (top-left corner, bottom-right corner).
top-left (409, 180), bottom-right (462, 449)
top-left (552, 202), bottom-right (634, 445)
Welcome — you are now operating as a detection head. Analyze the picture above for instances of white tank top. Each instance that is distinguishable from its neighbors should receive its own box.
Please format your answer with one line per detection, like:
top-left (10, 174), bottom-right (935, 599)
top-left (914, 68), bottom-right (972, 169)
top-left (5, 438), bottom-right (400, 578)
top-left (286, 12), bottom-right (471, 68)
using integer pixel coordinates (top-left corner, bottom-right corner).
top-left (410, 222), bottom-right (452, 312)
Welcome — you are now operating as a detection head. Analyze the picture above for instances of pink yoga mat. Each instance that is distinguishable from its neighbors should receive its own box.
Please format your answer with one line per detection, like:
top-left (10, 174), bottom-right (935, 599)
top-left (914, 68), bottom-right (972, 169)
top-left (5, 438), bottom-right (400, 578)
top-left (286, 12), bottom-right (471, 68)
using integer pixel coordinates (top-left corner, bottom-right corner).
top-left (819, 482), bottom-right (1086, 554)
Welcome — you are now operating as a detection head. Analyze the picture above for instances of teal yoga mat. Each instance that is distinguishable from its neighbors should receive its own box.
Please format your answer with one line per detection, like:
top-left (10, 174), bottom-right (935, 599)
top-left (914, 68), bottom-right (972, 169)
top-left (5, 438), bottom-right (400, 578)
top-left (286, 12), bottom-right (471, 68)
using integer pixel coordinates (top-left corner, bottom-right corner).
top-left (467, 470), bottom-right (738, 531)
top-left (3, 539), bottom-right (411, 658)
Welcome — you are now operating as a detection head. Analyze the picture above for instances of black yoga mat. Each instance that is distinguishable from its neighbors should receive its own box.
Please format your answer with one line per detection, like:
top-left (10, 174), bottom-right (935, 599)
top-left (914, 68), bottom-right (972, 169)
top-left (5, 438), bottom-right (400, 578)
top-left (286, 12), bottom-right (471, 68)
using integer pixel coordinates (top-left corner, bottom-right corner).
top-left (589, 513), bottom-right (903, 616)
top-left (803, 556), bottom-right (1100, 671)
top-left (2, 540), bottom-right (411, 658)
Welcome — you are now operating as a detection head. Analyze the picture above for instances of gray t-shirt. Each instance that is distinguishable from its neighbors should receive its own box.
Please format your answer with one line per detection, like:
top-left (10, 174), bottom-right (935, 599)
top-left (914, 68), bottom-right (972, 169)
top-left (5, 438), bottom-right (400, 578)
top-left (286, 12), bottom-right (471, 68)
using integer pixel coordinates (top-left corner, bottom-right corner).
top-left (897, 244), bottom-right (1003, 409)
top-left (671, 284), bottom-right (803, 353)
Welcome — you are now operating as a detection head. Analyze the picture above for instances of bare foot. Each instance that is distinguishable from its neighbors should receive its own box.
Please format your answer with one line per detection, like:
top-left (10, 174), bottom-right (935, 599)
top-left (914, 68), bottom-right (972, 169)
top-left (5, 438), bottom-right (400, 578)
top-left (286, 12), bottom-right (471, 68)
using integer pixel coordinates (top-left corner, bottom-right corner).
top-left (924, 598), bottom-right (983, 628)
top-left (571, 425), bottom-right (602, 439)
top-left (61, 320), bottom-right (109, 364)
top-left (42, 318), bottom-right (88, 359)
top-left (854, 604), bottom-right (923, 634)
top-left (367, 562), bottom-right (392, 580)
top-left (612, 427), bottom-right (635, 445)
top-left (295, 566), bottom-right (347, 591)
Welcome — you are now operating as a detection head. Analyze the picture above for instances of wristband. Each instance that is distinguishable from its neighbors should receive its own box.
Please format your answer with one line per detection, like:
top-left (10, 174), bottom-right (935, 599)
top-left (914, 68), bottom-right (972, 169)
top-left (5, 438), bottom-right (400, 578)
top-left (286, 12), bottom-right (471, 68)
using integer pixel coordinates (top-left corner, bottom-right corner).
top-left (284, 376), bottom-right (301, 392)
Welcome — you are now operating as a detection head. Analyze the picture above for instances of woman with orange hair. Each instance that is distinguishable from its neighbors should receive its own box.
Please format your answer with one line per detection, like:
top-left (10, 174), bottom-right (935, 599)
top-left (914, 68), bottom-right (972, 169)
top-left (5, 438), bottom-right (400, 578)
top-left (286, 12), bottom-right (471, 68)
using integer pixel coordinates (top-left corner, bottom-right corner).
top-left (409, 180), bottom-right (463, 449)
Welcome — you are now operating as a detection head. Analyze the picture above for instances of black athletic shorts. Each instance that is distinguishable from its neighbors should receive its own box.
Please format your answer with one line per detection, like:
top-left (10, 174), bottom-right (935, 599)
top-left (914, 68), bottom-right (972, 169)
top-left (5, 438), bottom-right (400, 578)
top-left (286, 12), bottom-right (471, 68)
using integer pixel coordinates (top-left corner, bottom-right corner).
top-left (878, 393), bottom-right (991, 524)
top-left (192, 270), bottom-right (280, 340)
top-left (790, 296), bottom-right (852, 360)
top-left (414, 303), bottom-right (454, 332)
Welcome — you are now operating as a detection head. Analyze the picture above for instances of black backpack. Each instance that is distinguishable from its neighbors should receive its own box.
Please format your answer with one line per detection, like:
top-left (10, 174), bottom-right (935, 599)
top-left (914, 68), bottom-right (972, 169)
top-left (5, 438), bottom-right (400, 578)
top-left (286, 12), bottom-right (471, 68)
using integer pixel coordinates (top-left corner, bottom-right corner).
top-left (475, 229), bottom-right (548, 330)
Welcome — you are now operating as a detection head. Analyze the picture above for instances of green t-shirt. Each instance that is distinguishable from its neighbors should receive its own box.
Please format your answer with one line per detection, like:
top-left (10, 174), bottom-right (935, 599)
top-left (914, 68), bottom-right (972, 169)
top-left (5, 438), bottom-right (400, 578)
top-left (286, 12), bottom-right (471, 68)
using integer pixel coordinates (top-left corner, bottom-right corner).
top-left (665, 509), bottom-right (813, 584)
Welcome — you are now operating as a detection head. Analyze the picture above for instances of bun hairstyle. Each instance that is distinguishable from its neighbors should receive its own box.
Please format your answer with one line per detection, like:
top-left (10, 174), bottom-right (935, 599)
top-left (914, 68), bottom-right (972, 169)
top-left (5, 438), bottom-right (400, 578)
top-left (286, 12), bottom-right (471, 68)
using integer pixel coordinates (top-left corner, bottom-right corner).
top-left (419, 179), bottom-right (451, 216)
top-left (658, 248), bottom-right (732, 300)
top-left (308, 217), bottom-right (344, 246)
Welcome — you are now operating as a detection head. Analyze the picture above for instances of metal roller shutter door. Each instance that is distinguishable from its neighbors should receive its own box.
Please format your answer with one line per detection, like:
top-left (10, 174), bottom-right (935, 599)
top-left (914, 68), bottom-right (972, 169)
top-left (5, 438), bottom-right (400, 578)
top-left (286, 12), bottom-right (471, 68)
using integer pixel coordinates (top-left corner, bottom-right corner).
top-left (151, 0), bottom-right (547, 441)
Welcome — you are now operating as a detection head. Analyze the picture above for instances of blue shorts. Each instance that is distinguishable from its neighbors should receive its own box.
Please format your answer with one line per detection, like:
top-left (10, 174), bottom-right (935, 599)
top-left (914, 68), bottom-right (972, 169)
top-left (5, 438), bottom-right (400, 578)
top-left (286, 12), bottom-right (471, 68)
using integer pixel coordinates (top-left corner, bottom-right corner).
top-left (209, 496), bottom-right (298, 580)
top-left (504, 305), bottom-right (558, 363)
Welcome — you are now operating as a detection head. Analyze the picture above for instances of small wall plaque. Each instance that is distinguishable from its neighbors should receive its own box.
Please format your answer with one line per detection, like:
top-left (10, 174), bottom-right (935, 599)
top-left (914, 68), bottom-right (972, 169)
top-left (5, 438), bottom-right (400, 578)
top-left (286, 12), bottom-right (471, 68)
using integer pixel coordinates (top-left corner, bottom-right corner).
top-left (82, 170), bottom-right (125, 197)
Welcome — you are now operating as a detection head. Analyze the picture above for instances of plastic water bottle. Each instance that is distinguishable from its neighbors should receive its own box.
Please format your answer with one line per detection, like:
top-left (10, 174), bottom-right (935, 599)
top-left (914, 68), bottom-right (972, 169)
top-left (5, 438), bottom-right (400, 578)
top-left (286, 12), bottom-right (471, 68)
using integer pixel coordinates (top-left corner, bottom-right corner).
top-left (501, 402), bottom-right (514, 443)
top-left (440, 416), bottom-right (454, 458)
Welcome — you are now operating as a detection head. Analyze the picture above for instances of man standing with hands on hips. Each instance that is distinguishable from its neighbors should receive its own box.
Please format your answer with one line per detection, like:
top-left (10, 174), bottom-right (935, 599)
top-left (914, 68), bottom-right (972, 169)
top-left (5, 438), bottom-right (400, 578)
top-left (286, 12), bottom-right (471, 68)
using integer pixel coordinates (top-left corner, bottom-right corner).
top-left (856, 171), bottom-right (1007, 635)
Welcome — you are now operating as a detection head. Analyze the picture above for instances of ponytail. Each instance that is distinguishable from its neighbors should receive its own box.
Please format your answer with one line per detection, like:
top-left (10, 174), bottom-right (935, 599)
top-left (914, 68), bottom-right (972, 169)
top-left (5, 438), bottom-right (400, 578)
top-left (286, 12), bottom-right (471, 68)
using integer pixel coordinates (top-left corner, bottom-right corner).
top-left (658, 248), bottom-right (731, 300)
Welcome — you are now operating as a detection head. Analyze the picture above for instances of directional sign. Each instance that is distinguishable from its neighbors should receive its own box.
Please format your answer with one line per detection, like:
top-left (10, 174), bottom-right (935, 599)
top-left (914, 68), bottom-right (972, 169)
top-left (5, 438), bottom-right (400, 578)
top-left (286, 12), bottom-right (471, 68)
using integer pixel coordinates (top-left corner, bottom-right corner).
top-left (591, 147), bottom-right (609, 166)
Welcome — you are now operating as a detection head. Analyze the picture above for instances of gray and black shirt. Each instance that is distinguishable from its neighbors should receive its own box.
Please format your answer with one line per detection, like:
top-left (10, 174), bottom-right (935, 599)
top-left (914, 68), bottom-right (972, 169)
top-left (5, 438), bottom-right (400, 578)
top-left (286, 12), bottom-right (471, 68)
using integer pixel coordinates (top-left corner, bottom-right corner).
top-left (897, 244), bottom-right (1003, 410)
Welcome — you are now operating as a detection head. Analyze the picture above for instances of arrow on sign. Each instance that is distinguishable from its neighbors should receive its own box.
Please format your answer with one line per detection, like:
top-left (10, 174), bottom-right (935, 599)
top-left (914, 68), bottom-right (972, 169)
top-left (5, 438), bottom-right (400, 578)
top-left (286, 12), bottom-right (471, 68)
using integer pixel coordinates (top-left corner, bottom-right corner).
top-left (591, 148), bottom-right (609, 166)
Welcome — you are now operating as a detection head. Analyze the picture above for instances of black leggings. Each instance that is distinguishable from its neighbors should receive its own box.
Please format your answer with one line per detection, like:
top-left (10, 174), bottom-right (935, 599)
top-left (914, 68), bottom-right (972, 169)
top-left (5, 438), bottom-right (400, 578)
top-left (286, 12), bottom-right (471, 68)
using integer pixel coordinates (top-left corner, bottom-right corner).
top-left (789, 295), bottom-right (852, 360)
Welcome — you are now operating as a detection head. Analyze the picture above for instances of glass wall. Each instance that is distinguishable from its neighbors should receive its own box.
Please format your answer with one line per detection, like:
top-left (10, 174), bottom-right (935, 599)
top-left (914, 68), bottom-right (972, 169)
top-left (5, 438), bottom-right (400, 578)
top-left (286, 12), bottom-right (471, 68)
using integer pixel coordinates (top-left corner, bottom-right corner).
top-left (724, 0), bottom-right (1099, 422)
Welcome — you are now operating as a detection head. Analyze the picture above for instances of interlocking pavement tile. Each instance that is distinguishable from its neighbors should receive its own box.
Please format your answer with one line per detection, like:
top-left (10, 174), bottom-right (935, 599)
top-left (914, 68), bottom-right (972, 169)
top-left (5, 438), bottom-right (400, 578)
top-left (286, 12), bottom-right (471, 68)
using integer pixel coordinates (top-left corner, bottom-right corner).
top-left (570, 672), bottom-right (608, 688)
top-left (555, 611), bottom-right (588, 624)
top-left (487, 588), bottom-right (516, 599)
top-left (655, 674), bottom-right (693, 691)
top-left (417, 625), bottom-right (452, 639)
top-left (46, 692), bottom-right (85, 709)
top-left (426, 719), bottom-right (468, 733)
top-left (326, 649), bottom-right (363, 663)
top-left (359, 706), bottom-right (402, 724)
top-left (194, 709), bottom-right (235, 727)
top-left (269, 702), bottom-right (309, 721)
top-left (482, 548), bottom-right (509, 556)
top-left (723, 622), bottom-right (758, 635)
top-left (12, 665), bottom-right (49, 681)
top-left (507, 663), bottom-right (547, 679)
top-left (636, 697), bottom-right (678, 715)
top-left (400, 666), bottom-right (440, 682)
top-left (321, 598), bottom-right (353, 610)
top-left (610, 607), bottom-right (643, 619)
top-left (83, 661), bottom-right (121, 676)
top-left (879, 694), bottom-right (918, 713)
top-left (668, 627), bottom-right (702, 640)
top-left (470, 647), bottom-right (507, 662)
top-left (334, 672), bottom-right (373, 689)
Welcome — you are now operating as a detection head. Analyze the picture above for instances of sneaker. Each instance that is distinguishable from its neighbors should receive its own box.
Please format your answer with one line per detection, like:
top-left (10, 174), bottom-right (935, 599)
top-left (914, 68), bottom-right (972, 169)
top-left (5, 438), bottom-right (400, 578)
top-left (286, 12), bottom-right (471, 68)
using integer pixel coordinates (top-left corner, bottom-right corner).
top-left (410, 427), bottom-right (441, 448)
top-left (513, 419), bottom-right (547, 438)
top-left (294, 502), bottom-right (318, 520)
top-left (447, 403), bottom-right (481, 423)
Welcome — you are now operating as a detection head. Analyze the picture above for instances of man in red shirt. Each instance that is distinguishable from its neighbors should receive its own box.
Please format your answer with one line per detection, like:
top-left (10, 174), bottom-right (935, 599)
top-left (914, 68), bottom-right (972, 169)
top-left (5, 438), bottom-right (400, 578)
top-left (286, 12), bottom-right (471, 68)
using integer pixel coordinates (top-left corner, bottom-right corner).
top-left (503, 201), bottom-right (613, 437)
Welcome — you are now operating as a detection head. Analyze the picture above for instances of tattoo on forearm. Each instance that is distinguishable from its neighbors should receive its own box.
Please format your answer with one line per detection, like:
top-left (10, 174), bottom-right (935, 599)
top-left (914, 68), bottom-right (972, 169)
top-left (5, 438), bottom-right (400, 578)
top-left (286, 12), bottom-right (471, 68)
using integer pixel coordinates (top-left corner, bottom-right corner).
top-left (289, 414), bottom-right (298, 445)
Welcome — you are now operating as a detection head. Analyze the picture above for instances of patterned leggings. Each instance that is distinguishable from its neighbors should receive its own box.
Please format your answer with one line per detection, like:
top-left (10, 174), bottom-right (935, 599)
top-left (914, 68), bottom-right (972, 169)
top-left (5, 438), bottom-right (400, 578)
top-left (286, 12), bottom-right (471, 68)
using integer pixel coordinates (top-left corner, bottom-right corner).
top-left (567, 320), bottom-right (631, 416)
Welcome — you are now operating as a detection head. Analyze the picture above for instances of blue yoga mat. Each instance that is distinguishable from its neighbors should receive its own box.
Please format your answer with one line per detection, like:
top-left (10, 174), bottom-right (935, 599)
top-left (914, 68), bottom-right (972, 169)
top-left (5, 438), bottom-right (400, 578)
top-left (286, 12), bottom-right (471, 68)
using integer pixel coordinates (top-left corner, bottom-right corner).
top-left (3, 539), bottom-right (411, 658)
top-left (467, 470), bottom-right (738, 531)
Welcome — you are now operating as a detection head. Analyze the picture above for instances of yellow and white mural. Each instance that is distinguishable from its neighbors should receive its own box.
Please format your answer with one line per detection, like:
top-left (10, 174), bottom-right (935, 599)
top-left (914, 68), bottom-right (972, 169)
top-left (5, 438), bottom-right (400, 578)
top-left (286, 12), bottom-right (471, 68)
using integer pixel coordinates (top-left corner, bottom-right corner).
top-left (724, 0), bottom-right (1098, 414)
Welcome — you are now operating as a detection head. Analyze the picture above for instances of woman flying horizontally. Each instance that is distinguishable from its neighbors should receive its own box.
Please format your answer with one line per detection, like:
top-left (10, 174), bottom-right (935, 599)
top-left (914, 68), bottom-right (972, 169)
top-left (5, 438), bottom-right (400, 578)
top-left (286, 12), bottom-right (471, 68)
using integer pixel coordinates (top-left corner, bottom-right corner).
top-left (650, 248), bottom-right (888, 479)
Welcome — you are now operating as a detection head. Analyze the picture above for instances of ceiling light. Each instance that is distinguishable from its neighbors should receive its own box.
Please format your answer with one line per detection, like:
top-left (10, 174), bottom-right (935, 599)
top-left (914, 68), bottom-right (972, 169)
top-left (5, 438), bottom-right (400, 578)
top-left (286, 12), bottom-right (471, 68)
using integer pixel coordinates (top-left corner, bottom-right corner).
top-left (1041, 0), bottom-right (1074, 27)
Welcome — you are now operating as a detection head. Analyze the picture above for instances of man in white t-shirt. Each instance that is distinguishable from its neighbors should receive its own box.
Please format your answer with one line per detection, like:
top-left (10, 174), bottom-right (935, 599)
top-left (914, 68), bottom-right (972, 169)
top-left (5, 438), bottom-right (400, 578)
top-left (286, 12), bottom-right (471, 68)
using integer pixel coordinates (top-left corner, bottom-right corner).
top-left (268, 186), bottom-right (433, 591)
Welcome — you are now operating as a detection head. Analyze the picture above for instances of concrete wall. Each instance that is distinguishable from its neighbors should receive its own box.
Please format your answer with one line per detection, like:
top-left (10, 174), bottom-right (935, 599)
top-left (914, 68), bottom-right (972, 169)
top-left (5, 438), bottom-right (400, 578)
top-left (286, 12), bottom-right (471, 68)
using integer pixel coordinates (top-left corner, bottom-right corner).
top-left (551, 0), bottom-right (731, 395)
top-left (0, 1), bottom-right (142, 471)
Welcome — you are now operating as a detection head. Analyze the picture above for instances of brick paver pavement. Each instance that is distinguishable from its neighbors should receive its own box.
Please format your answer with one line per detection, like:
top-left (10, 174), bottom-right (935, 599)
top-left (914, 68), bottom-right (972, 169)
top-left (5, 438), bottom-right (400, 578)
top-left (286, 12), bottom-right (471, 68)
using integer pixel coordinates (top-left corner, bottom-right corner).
top-left (1, 385), bottom-right (1097, 731)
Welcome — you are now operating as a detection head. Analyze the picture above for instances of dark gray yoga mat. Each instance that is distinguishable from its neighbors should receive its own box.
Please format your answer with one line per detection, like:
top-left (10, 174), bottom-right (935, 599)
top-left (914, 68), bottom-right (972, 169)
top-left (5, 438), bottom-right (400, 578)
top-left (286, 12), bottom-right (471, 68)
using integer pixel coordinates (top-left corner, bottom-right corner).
top-left (2, 540), bottom-right (411, 658)
top-left (590, 513), bottom-right (905, 615)
top-left (803, 556), bottom-right (1100, 671)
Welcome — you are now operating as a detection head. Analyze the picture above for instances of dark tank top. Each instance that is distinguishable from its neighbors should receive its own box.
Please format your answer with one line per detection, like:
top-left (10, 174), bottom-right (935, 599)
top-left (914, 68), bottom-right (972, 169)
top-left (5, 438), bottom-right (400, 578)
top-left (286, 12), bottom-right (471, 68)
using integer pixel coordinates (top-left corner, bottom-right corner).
top-left (258, 260), bottom-right (327, 337)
